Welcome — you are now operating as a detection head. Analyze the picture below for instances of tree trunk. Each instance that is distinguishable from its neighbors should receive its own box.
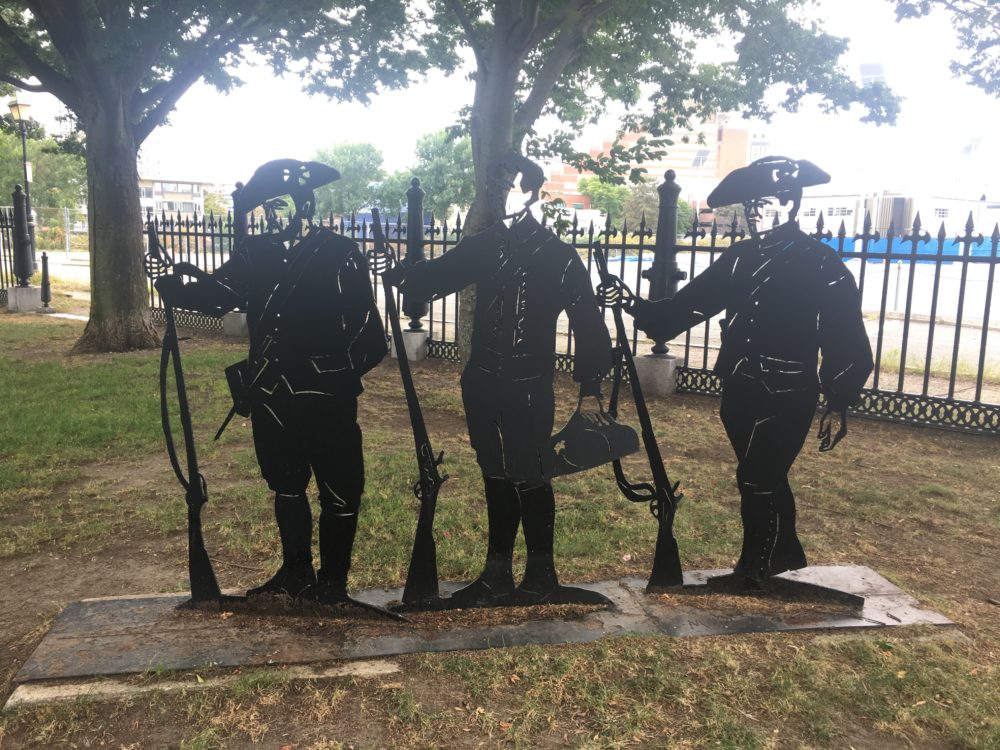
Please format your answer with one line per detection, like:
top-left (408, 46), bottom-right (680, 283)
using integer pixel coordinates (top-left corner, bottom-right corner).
top-left (457, 44), bottom-right (522, 361)
top-left (72, 97), bottom-right (159, 353)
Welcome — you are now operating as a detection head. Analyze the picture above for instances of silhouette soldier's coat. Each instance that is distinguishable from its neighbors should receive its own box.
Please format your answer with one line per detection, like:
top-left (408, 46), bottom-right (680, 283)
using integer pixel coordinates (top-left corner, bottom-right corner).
top-left (622, 156), bottom-right (873, 587)
top-left (390, 159), bottom-right (615, 606)
top-left (155, 160), bottom-right (387, 605)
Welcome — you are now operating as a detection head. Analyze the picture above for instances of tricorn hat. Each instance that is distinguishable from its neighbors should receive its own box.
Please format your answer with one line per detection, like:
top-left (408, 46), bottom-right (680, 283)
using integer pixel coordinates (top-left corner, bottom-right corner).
top-left (707, 156), bottom-right (830, 208)
top-left (234, 159), bottom-right (341, 217)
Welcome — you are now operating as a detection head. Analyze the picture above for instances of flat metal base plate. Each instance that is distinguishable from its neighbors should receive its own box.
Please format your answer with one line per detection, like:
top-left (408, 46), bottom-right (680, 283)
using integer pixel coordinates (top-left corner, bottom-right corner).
top-left (13, 566), bottom-right (950, 685)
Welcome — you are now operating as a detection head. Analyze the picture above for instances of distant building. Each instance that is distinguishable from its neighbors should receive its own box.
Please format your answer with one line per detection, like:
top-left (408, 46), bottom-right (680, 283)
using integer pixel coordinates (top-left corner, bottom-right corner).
top-left (541, 114), bottom-right (773, 220)
top-left (752, 192), bottom-right (998, 237)
top-left (139, 176), bottom-right (210, 217)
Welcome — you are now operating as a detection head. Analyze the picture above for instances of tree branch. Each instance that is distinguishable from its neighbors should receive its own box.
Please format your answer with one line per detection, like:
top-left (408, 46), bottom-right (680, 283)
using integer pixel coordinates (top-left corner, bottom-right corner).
top-left (133, 11), bottom-right (264, 144)
top-left (0, 13), bottom-right (77, 106)
top-left (24, 1), bottom-right (90, 77)
top-left (125, 1), bottom-right (184, 93)
top-left (443, 0), bottom-right (486, 70)
top-left (0, 74), bottom-right (47, 92)
top-left (514, 0), bottom-right (614, 133)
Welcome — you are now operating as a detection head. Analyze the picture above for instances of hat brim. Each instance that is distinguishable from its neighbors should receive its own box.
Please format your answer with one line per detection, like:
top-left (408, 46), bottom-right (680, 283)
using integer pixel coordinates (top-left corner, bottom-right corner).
top-left (707, 157), bottom-right (829, 207)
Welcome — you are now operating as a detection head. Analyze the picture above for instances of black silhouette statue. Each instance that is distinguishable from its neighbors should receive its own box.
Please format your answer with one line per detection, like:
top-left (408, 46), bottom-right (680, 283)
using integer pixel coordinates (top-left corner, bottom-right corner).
top-left (606, 156), bottom-right (874, 590)
top-left (384, 152), bottom-right (635, 608)
top-left (153, 159), bottom-right (389, 610)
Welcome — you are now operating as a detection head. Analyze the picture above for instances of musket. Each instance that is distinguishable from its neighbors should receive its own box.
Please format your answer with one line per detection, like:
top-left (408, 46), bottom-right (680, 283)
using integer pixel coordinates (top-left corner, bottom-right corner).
top-left (145, 221), bottom-right (222, 602)
top-left (593, 241), bottom-right (684, 590)
top-left (369, 208), bottom-right (447, 605)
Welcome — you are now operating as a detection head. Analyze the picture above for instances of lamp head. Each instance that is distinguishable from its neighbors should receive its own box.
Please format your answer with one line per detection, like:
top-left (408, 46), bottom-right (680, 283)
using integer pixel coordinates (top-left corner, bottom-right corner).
top-left (7, 97), bottom-right (30, 123)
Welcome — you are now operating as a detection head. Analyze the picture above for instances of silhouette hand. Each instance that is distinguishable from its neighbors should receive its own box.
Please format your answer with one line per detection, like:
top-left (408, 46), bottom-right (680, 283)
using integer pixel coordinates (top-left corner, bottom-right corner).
top-left (144, 252), bottom-right (171, 279)
top-left (366, 248), bottom-right (395, 278)
top-left (597, 277), bottom-right (634, 310)
top-left (817, 407), bottom-right (848, 452)
top-left (577, 394), bottom-right (612, 426)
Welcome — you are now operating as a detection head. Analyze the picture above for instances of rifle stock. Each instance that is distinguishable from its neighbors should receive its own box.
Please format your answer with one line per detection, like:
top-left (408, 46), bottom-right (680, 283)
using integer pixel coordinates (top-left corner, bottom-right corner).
top-left (594, 242), bottom-right (683, 590)
top-left (370, 209), bottom-right (446, 604)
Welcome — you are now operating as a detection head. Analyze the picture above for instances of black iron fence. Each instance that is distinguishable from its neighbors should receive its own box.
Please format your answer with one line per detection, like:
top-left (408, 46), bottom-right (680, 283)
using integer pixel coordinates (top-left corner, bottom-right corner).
top-left (142, 183), bottom-right (1000, 436)
top-left (0, 171), bottom-right (991, 435)
top-left (0, 205), bottom-right (16, 305)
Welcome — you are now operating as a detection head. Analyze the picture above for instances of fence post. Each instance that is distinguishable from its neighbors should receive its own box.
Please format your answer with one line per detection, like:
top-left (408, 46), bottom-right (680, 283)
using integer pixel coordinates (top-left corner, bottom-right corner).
top-left (12, 185), bottom-right (32, 287)
top-left (40, 251), bottom-right (51, 310)
top-left (402, 178), bottom-right (428, 331)
top-left (629, 171), bottom-right (687, 396)
top-left (643, 170), bottom-right (687, 355)
top-left (231, 182), bottom-right (247, 243)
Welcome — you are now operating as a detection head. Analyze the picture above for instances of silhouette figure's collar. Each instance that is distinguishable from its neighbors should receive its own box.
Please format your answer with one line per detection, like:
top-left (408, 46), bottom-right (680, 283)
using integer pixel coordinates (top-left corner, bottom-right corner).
top-left (506, 213), bottom-right (547, 243)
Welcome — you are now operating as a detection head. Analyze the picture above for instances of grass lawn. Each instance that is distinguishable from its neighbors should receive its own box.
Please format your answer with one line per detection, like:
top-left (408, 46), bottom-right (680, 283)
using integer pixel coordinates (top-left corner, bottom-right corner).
top-left (0, 311), bottom-right (997, 749)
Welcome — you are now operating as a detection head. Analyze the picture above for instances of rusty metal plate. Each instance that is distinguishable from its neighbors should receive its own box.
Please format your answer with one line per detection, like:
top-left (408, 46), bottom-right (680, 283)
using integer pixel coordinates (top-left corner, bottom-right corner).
top-left (14, 566), bottom-right (951, 684)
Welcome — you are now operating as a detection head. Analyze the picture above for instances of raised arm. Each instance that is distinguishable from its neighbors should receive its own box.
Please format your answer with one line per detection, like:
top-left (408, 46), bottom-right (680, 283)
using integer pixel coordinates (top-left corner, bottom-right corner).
top-left (630, 246), bottom-right (736, 342)
top-left (395, 233), bottom-right (484, 302)
top-left (154, 250), bottom-right (250, 317)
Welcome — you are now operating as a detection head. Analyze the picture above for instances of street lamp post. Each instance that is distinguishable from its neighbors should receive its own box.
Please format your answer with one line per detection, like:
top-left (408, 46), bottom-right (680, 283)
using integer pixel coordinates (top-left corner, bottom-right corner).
top-left (7, 96), bottom-right (36, 266)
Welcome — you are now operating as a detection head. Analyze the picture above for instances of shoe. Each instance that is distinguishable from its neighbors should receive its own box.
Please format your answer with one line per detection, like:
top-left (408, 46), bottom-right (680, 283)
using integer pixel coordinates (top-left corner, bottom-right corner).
top-left (513, 583), bottom-right (612, 607)
top-left (246, 563), bottom-right (316, 599)
top-left (705, 569), bottom-right (762, 593)
top-left (446, 575), bottom-right (516, 608)
top-left (302, 577), bottom-right (349, 605)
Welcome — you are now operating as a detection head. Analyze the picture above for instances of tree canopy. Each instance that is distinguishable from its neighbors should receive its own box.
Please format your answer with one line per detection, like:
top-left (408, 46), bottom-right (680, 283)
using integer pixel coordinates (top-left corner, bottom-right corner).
top-left (379, 130), bottom-right (476, 219)
top-left (1, 1), bottom-right (903, 354)
top-left (895, 1), bottom-right (1000, 97)
top-left (313, 142), bottom-right (386, 217)
top-left (577, 176), bottom-right (629, 221)
top-left (0, 1), bottom-right (432, 351)
top-left (408, 1), bottom-right (900, 355)
top-left (414, 1), bottom-right (899, 212)
top-left (0, 128), bottom-right (86, 209)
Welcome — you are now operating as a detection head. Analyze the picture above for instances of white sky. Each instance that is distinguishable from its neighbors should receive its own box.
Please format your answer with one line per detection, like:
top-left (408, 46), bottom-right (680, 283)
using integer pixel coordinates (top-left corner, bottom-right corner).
top-left (19, 0), bottom-right (1000, 200)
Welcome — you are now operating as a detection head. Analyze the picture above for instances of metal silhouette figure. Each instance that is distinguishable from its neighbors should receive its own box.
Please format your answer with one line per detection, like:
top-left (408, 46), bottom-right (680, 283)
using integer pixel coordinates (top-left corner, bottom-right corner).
top-left (368, 208), bottom-right (449, 608)
top-left (594, 241), bottom-right (683, 590)
top-left (154, 159), bottom-right (401, 619)
top-left (603, 156), bottom-right (874, 591)
top-left (383, 152), bottom-right (635, 609)
top-left (144, 225), bottom-right (222, 603)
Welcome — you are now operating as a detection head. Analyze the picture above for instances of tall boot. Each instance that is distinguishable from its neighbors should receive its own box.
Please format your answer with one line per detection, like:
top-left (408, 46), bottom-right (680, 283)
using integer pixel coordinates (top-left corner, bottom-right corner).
top-left (247, 493), bottom-right (316, 598)
top-left (447, 476), bottom-right (520, 607)
top-left (516, 483), bottom-right (610, 606)
top-left (768, 480), bottom-right (807, 574)
top-left (710, 481), bottom-right (782, 591)
top-left (312, 507), bottom-right (359, 603)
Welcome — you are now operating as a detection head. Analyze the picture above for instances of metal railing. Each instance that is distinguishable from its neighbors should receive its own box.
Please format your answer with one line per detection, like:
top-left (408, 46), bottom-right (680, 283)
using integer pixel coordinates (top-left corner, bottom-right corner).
top-left (3, 172), bottom-right (995, 435)
top-left (0, 206), bottom-right (15, 304)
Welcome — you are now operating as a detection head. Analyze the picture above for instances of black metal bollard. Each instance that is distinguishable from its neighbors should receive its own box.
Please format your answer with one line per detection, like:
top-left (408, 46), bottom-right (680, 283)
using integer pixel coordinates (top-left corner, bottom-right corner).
top-left (402, 177), bottom-right (428, 331)
top-left (641, 170), bottom-right (688, 354)
top-left (12, 185), bottom-right (33, 287)
top-left (41, 252), bottom-right (51, 309)
top-left (231, 182), bottom-right (247, 243)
